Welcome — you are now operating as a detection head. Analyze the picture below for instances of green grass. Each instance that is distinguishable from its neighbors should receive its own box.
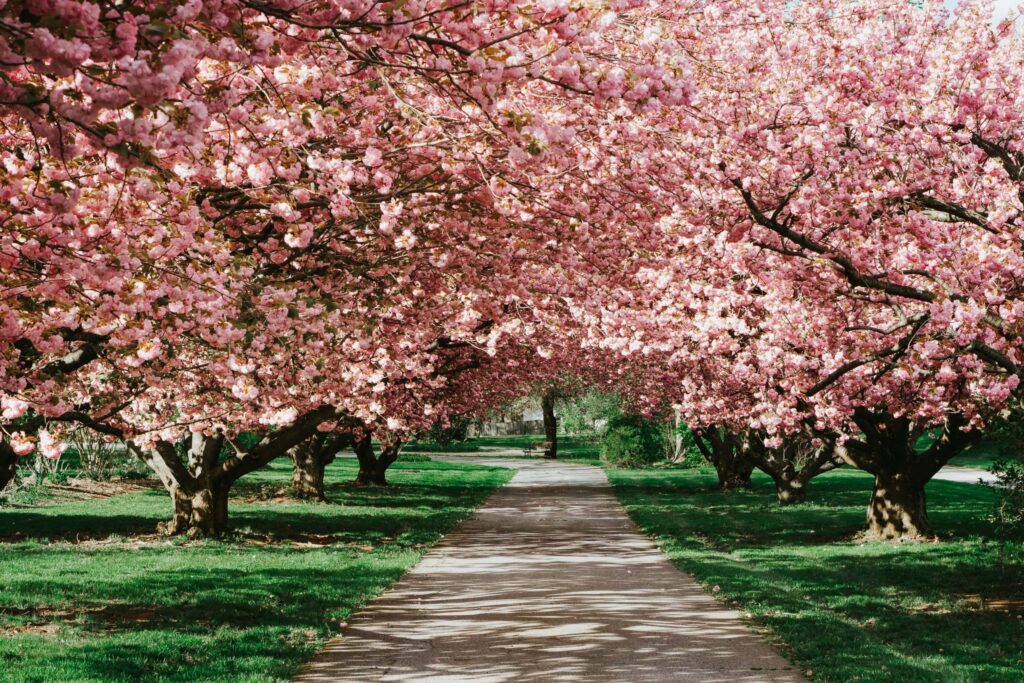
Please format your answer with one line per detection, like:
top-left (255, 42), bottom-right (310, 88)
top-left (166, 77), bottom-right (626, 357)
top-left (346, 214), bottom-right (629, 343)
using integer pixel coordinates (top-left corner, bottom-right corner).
top-left (608, 466), bottom-right (1024, 683)
top-left (948, 440), bottom-right (1007, 470)
top-left (472, 434), bottom-right (602, 464)
top-left (0, 458), bottom-right (512, 682)
top-left (402, 440), bottom-right (480, 453)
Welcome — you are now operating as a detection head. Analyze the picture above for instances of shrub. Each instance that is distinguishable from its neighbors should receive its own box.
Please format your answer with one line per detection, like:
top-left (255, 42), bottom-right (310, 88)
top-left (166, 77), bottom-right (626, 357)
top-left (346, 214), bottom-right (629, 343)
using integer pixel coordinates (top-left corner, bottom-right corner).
top-left (600, 414), bottom-right (665, 468)
top-left (65, 429), bottom-right (123, 480)
top-left (419, 416), bottom-right (473, 446)
top-left (559, 390), bottom-right (622, 436)
top-left (398, 453), bottom-right (432, 462)
top-left (988, 457), bottom-right (1024, 589)
top-left (990, 457), bottom-right (1024, 533)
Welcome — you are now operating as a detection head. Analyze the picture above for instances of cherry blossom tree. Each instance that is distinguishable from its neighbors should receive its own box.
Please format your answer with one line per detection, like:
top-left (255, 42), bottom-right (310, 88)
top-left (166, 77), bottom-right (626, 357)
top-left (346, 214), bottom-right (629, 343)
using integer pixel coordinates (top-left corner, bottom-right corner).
top-left (582, 0), bottom-right (1024, 538)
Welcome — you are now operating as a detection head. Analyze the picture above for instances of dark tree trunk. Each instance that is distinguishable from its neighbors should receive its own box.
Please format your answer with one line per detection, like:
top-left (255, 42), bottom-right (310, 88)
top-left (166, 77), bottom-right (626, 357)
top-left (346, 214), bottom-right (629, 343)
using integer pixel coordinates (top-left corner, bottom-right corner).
top-left (770, 464), bottom-right (807, 505)
top-left (291, 447), bottom-right (326, 499)
top-left (867, 466), bottom-right (930, 540)
top-left (163, 483), bottom-right (231, 538)
top-left (541, 390), bottom-right (558, 459)
top-left (749, 437), bottom-right (841, 506)
top-left (716, 457), bottom-right (755, 489)
top-left (353, 436), bottom-right (401, 486)
top-left (0, 443), bottom-right (19, 494)
top-left (131, 406), bottom-right (337, 537)
top-left (693, 426), bottom-right (754, 489)
top-left (290, 433), bottom-right (343, 500)
top-left (835, 410), bottom-right (978, 541)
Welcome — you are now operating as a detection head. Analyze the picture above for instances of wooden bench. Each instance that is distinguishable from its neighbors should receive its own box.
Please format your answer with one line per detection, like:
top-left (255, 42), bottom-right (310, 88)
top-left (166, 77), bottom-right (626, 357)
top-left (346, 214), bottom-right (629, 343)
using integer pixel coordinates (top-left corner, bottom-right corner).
top-left (523, 441), bottom-right (555, 458)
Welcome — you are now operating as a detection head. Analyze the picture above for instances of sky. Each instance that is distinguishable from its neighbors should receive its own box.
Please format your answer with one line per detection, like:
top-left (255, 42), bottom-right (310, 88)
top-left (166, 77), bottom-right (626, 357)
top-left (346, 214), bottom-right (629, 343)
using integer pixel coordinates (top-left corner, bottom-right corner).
top-left (944, 0), bottom-right (1023, 21)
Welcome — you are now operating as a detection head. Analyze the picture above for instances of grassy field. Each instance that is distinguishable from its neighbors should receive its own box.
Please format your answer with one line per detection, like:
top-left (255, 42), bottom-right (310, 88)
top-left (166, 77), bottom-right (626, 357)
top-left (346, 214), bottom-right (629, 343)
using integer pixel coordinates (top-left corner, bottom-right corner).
top-left (948, 439), bottom-right (1006, 470)
top-left (609, 466), bottom-right (1024, 683)
top-left (401, 434), bottom-right (603, 463)
top-left (0, 458), bottom-right (512, 683)
top-left (470, 434), bottom-right (602, 463)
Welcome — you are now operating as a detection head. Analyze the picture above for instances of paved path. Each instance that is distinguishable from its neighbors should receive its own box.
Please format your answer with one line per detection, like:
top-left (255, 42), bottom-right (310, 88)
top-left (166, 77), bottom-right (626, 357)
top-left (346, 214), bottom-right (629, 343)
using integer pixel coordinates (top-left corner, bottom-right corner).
top-left (932, 465), bottom-right (998, 486)
top-left (296, 458), bottom-right (805, 682)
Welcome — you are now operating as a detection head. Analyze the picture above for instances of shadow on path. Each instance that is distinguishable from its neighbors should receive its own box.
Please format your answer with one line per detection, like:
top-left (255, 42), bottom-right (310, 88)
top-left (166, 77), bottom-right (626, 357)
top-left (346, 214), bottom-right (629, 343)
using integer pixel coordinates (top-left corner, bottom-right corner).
top-left (295, 459), bottom-right (805, 682)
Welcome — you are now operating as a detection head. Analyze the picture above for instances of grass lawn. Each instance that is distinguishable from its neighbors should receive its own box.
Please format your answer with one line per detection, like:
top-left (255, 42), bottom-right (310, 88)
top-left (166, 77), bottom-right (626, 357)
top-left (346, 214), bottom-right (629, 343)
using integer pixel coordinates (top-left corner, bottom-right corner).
top-left (472, 434), bottom-right (602, 464)
top-left (948, 439), bottom-right (1007, 470)
top-left (0, 458), bottom-right (512, 682)
top-left (401, 434), bottom-right (603, 464)
top-left (609, 466), bottom-right (1024, 683)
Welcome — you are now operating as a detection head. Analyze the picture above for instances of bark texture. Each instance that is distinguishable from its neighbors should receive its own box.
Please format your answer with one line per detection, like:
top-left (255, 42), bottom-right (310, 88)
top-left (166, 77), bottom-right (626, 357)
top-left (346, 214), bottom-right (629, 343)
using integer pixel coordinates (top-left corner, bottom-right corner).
top-left (0, 442), bottom-right (19, 494)
top-left (541, 390), bottom-right (558, 459)
top-left (670, 409), bottom-right (686, 462)
top-left (834, 410), bottom-right (977, 540)
top-left (354, 436), bottom-right (402, 486)
top-left (692, 427), bottom-right (755, 489)
top-left (290, 432), bottom-right (346, 500)
top-left (867, 467), bottom-right (930, 540)
top-left (748, 436), bottom-right (842, 505)
top-left (131, 405), bottom-right (337, 537)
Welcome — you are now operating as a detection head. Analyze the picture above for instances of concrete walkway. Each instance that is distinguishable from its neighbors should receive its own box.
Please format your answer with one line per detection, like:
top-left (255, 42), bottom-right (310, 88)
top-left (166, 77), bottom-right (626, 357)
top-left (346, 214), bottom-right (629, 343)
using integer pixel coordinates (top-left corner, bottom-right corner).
top-left (295, 458), bottom-right (805, 682)
top-left (932, 465), bottom-right (998, 485)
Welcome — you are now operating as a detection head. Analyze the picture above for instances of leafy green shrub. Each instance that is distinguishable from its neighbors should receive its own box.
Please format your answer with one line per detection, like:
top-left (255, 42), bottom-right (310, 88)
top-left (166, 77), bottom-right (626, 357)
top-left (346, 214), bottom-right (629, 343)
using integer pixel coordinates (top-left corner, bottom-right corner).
top-left (988, 456), bottom-right (1024, 590)
top-left (671, 422), bottom-right (708, 468)
top-left (600, 414), bottom-right (665, 468)
top-left (418, 416), bottom-right (473, 447)
top-left (990, 457), bottom-right (1024, 532)
top-left (398, 453), bottom-right (432, 462)
top-left (559, 389), bottom-right (622, 436)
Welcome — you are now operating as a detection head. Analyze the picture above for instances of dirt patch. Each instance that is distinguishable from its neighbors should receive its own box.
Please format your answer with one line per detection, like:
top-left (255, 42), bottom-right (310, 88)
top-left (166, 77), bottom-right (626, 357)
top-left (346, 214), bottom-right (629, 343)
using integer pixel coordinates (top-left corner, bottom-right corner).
top-left (908, 601), bottom-right (951, 614)
top-left (958, 593), bottom-right (1024, 612)
top-left (0, 622), bottom-right (61, 637)
top-left (1, 603), bottom-right (163, 633)
top-left (236, 485), bottom-right (307, 504)
top-left (42, 477), bottom-right (157, 502)
top-left (230, 530), bottom-right (381, 550)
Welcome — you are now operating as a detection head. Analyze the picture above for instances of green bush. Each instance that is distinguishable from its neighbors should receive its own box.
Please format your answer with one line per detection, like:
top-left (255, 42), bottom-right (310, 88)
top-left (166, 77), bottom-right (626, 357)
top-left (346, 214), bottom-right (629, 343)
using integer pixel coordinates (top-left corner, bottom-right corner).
top-left (600, 414), bottom-right (665, 467)
top-left (397, 453), bottom-right (432, 462)
top-left (990, 457), bottom-right (1024, 533)
top-left (418, 416), bottom-right (473, 446)
top-left (559, 389), bottom-right (622, 436)
top-left (672, 422), bottom-right (708, 468)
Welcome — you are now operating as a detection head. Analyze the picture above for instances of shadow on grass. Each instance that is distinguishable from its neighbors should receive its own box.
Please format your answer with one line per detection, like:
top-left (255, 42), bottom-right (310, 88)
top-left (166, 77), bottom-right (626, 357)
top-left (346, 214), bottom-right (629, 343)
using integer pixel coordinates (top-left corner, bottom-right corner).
top-left (0, 461), bottom-right (513, 682)
top-left (609, 467), bottom-right (1024, 682)
top-left (0, 459), bottom-right (509, 544)
top-left (2, 564), bottom-right (412, 683)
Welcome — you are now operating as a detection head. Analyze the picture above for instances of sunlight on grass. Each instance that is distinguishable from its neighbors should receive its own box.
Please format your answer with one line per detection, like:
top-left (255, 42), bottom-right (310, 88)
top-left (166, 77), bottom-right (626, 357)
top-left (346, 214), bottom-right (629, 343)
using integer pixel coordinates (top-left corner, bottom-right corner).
top-left (608, 467), bottom-right (1024, 683)
top-left (0, 459), bottom-right (512, 683)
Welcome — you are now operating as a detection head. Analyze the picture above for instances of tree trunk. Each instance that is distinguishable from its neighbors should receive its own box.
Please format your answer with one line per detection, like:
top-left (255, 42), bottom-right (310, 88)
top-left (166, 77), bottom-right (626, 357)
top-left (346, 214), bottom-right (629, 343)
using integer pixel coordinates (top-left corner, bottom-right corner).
top-left (541, 390), bottom-right (558, 459)
top-left (671, 409), bottom-right (686, 462)
top-left (130, 407), bottom-right (339, 537)
top-left (866, 466), bottom-right (930, 540)
top-left (693, 427), bottom-right (754, 489)
top-left (289, 432), bottom-right (344, 500)
top-left (291, 447), bottom-right (327, 499)
top-left (750, 437), bottom-right (841, 506)
top-left (715, 456), bottom-right (755, 489)
top-left (0, 443), bottom-right (19, 494)
top-left (354, 436), bottom-right (399, 486)
top-left (836, 409), bottom-right (978, 541)
top-left (771, 466), bottom-right (807, 505)
top-left (162, 483), bottom-right (230, 538)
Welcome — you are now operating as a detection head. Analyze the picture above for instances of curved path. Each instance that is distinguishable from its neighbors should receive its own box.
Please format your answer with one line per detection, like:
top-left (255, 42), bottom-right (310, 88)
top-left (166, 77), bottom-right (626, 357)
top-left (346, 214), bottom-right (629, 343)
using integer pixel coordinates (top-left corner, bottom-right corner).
top-left (295, 457), bottom-right (805, 682)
